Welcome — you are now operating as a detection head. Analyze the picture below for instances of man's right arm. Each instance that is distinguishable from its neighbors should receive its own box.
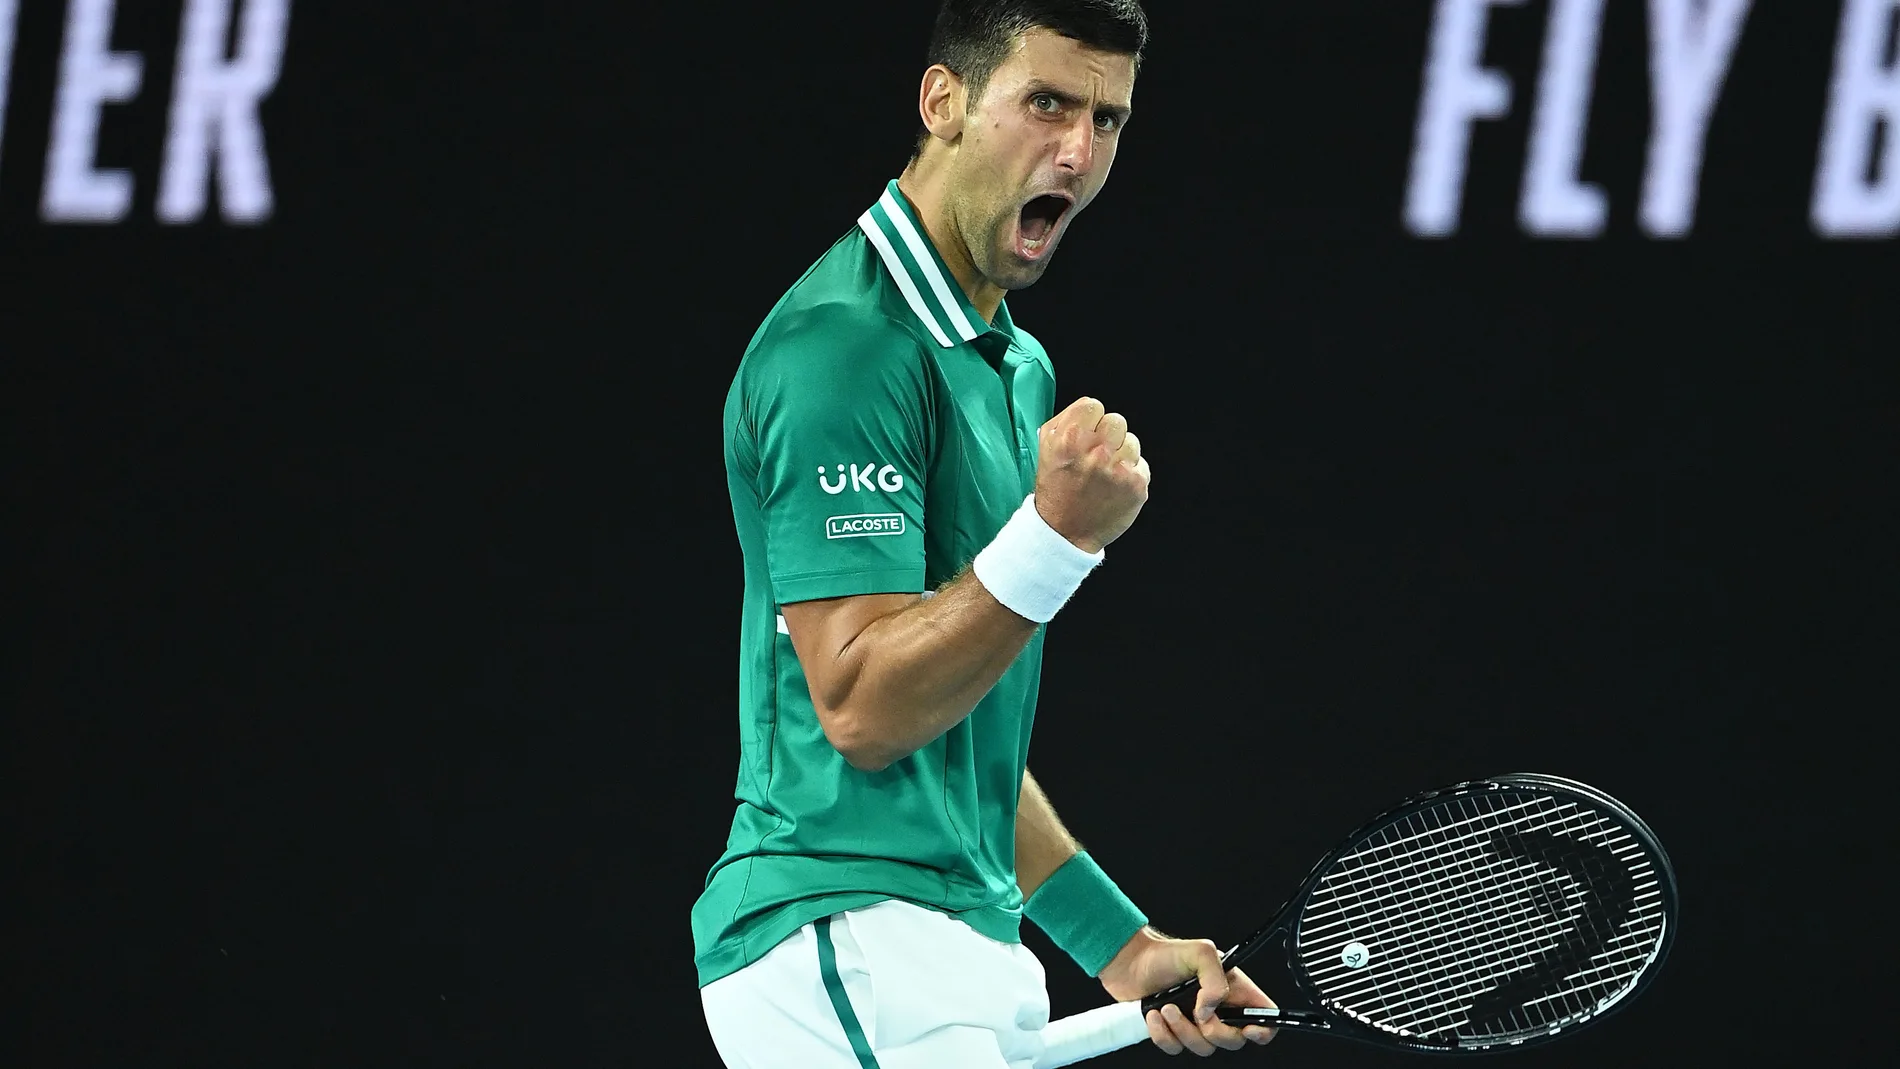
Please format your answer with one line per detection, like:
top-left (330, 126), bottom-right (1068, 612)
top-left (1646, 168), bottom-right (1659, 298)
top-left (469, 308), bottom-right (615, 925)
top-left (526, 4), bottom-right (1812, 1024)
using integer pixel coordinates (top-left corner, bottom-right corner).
top-left (785, 396), bottom-right (1151, 772)
top-left (781, 576), bottom-right (1034, 772)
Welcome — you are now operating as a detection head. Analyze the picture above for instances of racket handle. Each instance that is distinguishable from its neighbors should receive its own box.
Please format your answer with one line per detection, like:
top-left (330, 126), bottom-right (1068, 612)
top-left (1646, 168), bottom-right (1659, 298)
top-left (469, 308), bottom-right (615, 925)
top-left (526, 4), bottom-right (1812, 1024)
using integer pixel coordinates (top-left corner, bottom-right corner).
top-left (1036, 1001), bottom-right (1149, 1068)
top-left (1136, 939), bottom-right (1259, 1015)
top-left (1144, 979), bottom-right (1333, 1031)
top-left (1216, 1005), bottom-right (1332, 1030)
top-left (1139, 974), bottom-right (1205, 1014)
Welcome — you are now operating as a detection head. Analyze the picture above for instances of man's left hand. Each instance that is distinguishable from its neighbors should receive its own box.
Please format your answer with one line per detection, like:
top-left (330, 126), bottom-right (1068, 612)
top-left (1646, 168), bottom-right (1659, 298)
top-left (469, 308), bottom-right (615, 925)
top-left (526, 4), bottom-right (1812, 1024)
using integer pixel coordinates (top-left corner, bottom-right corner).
top-left (1097, 927), bottom-right (1278, 1056)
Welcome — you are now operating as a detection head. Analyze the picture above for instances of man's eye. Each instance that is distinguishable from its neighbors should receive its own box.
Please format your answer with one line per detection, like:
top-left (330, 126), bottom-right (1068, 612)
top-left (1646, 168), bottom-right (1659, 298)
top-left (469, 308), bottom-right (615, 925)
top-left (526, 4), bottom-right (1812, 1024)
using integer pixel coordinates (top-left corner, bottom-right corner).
top-left (1032, 94), bottom-right (1059, 113)
top-left (1095, 114), bottom-right (1119, 132)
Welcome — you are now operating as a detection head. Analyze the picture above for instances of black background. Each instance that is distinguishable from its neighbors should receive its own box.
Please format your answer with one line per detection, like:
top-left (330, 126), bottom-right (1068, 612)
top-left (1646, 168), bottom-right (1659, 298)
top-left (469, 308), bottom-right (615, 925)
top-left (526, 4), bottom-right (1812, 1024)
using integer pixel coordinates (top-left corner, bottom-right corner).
top-left (6, 2), bottom-right (1892, 1067)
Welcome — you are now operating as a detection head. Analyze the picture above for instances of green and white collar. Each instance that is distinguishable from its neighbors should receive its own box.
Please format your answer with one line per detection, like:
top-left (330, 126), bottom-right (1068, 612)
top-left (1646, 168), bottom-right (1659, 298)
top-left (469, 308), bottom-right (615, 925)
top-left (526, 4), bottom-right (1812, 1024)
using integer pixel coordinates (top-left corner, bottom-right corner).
top-left (857, 180), bottom-right (990, 349)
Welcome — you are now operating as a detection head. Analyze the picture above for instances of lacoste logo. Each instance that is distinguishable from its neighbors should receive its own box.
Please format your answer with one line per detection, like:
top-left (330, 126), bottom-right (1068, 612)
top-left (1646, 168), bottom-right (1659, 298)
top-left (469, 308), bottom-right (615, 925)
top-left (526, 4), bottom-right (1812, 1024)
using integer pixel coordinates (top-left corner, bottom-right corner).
top-left (818, 464), bottom-right (905, 495)
top-left (826, 514), bottom-right (906, 539)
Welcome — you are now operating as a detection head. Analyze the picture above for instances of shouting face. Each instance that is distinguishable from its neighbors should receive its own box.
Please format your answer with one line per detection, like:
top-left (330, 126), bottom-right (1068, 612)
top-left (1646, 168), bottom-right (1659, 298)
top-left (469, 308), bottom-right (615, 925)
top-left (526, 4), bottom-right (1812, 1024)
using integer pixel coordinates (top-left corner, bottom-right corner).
top-left (940, 29), bottom-right (1137, 292)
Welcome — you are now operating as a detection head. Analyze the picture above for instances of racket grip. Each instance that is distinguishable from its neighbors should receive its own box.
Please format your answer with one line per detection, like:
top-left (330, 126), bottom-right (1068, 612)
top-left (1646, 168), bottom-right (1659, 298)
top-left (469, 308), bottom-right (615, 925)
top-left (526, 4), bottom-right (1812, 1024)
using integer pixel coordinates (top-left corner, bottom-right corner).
top-left (1139, 975), bottom-right (1202, 1015)
top-left (1035, 1001), bottom-right (1149, 1069)
top-left (1140, 977), bottom-right (1331, 1030)
top-left (1137, 940), bottom-right (1251, 1015)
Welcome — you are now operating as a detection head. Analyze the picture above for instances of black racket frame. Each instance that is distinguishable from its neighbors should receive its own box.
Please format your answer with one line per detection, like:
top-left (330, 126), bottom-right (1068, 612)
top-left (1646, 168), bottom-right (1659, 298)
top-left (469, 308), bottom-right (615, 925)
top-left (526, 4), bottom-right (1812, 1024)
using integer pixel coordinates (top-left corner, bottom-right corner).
top-left (1139, 773), bottom-right (1678, 1055)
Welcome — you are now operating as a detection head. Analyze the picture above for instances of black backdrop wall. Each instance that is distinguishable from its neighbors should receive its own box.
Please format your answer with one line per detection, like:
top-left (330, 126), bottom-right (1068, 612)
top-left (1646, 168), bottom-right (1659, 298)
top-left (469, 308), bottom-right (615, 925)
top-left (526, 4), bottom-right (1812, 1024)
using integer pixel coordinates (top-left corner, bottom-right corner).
top-left (6, 2), bottom-right (1893, 1067)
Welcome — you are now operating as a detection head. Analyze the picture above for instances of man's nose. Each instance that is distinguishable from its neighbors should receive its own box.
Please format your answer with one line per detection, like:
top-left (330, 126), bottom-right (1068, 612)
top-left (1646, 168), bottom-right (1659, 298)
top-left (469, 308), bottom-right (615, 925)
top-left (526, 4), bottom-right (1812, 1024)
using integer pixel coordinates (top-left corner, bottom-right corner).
top-left (1054, 117), bottom-right (1096, 175)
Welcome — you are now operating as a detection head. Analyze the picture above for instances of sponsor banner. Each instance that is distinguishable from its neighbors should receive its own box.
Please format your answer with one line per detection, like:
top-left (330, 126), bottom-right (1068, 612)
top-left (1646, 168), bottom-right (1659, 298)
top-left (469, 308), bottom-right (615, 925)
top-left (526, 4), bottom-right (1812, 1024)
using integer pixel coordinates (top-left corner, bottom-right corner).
top-left (1, 1), bottom-right (1890, 237)
top-left (1406, 0), bottom-right (1900, 238)
top-left (0, 0), bottom-right (291, 224)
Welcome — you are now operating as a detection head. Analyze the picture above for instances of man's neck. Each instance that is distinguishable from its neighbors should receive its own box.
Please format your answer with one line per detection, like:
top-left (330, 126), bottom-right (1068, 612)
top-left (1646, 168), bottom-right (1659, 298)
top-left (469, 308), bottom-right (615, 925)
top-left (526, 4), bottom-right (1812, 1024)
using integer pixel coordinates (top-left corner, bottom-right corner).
top-left (897, 162), bottom-right (1004, 324)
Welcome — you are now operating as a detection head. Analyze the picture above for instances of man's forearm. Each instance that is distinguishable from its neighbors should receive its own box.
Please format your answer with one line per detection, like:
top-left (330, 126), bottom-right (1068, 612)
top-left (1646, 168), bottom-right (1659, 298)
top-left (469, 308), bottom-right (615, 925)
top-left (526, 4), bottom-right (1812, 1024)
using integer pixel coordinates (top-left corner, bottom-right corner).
top-left (1017, 768), bottom-right (1081, 899)
top-left (1017, 768), bottom-right (1155, 981)
top-left (819, 570), bottom-right (1037, 771)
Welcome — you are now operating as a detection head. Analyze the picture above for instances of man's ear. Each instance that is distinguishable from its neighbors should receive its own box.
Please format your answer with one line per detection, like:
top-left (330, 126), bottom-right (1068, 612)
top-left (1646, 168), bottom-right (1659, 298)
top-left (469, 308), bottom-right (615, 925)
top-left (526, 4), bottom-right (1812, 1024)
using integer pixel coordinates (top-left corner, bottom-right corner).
top-left (918, 63), bottom-right (967, 145)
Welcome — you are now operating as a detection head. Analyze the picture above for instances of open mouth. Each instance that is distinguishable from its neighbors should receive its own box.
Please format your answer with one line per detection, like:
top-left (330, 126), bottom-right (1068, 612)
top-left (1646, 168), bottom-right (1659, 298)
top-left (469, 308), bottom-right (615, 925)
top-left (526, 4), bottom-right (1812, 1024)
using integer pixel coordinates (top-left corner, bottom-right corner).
top-left (1017, 194), bottom-right (1072, 258)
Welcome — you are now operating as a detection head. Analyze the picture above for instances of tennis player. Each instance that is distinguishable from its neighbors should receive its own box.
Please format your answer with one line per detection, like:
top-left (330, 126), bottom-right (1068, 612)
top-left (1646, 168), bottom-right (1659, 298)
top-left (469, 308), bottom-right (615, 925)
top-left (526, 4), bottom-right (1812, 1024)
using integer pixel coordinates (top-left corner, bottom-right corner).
top-left (695, 3), bottom-right (1277, 1065)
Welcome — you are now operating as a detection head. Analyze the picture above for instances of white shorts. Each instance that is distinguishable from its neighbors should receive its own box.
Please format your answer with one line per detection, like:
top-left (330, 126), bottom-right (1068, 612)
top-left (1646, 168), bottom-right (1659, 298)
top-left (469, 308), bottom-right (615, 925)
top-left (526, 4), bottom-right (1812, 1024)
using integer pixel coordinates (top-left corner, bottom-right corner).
top-left (701, 899), bottom-right (1052, 1069)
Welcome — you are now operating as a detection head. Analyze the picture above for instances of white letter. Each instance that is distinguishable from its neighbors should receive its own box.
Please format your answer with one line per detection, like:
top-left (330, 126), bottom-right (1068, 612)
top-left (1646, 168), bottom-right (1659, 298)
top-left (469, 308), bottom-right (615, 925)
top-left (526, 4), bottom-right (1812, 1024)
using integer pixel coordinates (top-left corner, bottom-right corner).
top-left (158, 0), bottom-right (292, 224)
top-left (1521, 0), bottom-right (1609, 236)
top-left (1642, 0), bottom-right (1754, 237)
top-left (0, 0), bottom-right (18, 175)
top-left (1405, 0), bottom-right (1528, 237)
top-left (1813, 0), bottom-right (1900, 237)
top-left (42, 0), bottom-right (143, 223)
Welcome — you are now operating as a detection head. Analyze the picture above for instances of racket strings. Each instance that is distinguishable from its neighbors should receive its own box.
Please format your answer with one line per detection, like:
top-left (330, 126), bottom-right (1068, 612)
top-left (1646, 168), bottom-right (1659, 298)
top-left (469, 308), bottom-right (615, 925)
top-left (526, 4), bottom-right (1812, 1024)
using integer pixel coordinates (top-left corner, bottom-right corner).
top-left (1383, 807), bottom-right (1661, 1038)
top-left (1464, 873), bottom-right (1667, 1037)
top-left (1317, 797), bottom-right (1607, 894)
top-left (1374, 800), bottom-right (1652, 1035)
top-left (1305, 866), bottom-right (1591, 989)
top-left (1306, 865), bottom-right (1588, 984)
top-left (1303, 830), bottom-right (1621, 935)
top-left (1452, 804), bottom-right (1664, 1039)
top-left (1293, 791), bottom-right (1667, 1043)
top-left (1324, 802), bottom-right (1601, 1029)
top-left (1305, 806), bottom-right (1617, 978)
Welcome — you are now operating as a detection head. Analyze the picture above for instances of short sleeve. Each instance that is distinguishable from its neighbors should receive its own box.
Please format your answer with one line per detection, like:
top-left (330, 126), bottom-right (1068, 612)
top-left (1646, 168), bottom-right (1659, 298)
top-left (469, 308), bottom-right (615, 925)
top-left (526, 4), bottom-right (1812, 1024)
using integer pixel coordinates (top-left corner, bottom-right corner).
top-left (744, 302), bottom-right (931, 605)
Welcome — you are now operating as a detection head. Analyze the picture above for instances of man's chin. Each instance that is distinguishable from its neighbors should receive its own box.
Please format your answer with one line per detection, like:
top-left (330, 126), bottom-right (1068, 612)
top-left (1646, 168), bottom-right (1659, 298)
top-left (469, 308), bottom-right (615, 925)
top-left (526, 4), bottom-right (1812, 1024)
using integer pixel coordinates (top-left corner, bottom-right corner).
top-left (990, 250), bottom-right (1055, 290)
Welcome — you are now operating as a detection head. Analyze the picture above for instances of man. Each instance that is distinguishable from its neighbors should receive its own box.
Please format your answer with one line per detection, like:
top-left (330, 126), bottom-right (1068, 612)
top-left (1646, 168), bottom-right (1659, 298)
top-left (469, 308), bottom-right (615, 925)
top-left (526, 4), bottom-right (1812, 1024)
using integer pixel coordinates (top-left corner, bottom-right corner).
top-left (694, 3), bottom-right (1278, 1065)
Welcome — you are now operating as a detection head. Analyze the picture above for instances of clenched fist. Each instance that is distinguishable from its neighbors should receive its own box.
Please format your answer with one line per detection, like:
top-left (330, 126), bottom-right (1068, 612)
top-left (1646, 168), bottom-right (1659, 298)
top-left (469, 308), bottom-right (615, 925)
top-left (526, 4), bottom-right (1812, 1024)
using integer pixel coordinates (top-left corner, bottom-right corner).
top-left (1033, 397), bottom-right (1151, 553)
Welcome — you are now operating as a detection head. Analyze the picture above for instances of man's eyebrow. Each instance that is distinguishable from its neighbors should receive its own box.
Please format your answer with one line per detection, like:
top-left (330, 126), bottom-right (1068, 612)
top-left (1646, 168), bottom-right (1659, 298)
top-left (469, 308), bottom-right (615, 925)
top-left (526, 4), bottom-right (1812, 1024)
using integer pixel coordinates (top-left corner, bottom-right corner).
top-left (1023, 80), bottom-right (1133, 119)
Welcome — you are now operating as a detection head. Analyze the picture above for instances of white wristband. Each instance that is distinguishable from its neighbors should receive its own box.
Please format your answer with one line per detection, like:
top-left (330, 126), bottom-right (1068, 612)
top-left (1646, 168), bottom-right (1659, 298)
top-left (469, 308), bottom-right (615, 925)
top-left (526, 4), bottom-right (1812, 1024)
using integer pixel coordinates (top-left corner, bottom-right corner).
top-left (972, 494), bottom-right (1105, 624)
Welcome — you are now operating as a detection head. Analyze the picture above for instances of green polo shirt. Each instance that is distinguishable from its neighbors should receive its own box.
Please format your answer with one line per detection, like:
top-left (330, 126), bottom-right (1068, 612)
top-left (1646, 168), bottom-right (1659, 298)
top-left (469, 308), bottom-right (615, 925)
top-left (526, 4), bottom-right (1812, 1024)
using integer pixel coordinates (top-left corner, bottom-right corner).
top-left (692, 180), bottom-right (1057, 987)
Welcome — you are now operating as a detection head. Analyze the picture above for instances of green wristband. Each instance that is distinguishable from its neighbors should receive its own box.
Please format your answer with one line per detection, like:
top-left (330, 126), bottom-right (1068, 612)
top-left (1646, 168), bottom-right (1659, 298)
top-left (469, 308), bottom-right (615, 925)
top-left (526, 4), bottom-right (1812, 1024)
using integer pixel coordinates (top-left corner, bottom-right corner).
top-left (1023, 851), bottom-right (1149, 977)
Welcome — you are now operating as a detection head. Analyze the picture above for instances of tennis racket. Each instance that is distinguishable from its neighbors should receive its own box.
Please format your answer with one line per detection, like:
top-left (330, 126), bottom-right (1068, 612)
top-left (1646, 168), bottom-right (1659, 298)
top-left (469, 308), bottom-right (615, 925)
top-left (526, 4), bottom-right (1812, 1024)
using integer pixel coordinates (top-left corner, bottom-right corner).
top-left (1035, 773), bottom-right (1676, 1066)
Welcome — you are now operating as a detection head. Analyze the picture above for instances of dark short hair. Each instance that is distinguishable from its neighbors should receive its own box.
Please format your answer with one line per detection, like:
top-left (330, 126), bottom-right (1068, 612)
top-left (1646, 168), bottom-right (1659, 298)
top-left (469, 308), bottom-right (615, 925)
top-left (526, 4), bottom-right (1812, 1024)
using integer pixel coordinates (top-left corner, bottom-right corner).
top-left (911, 0), bottom-right (1148, 159)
